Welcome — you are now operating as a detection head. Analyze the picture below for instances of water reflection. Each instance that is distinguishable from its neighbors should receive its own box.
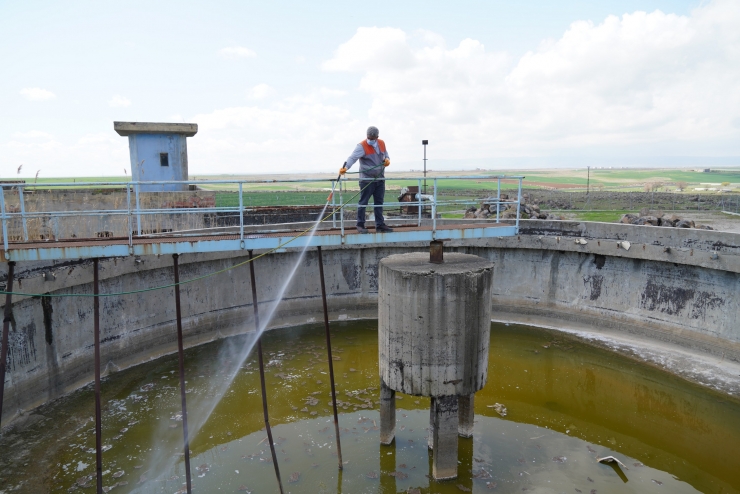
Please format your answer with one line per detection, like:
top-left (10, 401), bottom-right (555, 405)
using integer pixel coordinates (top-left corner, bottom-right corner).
top-left (1, 322), bottom-right (739, 493)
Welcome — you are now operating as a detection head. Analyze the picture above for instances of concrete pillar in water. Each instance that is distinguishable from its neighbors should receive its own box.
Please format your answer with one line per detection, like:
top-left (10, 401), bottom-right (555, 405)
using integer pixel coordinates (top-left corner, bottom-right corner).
top-left (458, 394), bottom-right (475, 438)
top-left (378, 252), bottom-right (494, 480)
top-left (379, 378), bottom-right (396, 445)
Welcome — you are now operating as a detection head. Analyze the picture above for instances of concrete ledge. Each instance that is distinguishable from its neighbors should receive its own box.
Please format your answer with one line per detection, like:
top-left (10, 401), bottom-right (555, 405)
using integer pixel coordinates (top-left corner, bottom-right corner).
top-left (114, 121), bottom-right (198, 137)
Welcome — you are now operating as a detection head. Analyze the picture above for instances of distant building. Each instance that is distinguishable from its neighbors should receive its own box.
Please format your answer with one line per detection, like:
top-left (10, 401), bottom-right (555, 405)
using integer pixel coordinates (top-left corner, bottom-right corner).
top-left (114, 121), bottom-right (198, 192)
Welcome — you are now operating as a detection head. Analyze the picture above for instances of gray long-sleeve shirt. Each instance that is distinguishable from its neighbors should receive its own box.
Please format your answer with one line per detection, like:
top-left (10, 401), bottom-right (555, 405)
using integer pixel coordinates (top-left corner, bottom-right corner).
top-left (345, 140), bottom-right (389, 180)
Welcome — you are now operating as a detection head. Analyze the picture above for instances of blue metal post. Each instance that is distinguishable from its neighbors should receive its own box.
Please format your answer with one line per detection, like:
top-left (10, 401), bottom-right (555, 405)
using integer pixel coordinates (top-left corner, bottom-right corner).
top-left (135, 183), bottom-right (141, 236)
top-left (516, 178), bottom-right (522, 232)
top-left (496, 178), bottom-right (501, 223)
top-left (432, 178), bottom-right (437, 237)
top-left (126, 185), bottom-right (132, 248)
top-left (331, 181), bottom-right (336, 229)
top-left (417, 179), bottom-right (422, 227)
top-left (0, 188), bottom-right (8, 253)
top-left (339, 178), bottom-right (344, 241)
top-left (18, 188), bottom-right (28, 242)
top-left (239, 183), bottom-right (244, 241)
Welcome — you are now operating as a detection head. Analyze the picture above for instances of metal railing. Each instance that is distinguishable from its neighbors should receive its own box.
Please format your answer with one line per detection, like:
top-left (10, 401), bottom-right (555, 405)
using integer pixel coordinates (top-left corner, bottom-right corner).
top-left (0, 176), bottom-right (524, 251)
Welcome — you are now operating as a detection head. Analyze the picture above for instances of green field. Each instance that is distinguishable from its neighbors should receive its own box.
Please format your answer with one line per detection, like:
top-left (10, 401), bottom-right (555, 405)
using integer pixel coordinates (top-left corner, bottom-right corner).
top-left (4, 167), bottom-right (740, 198)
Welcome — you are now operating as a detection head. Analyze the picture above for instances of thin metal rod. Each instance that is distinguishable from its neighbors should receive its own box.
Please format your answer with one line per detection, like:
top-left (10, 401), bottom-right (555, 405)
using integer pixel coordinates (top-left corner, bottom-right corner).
top-left (135, 184), bottom-right (141, 236)
top-left (172, 254), bottom-right (193, 494)
top-left (496, 178), bottom-right (501, 223)
top-left (0, 188), bottom-right (8, 253)
top-left (516, 178), bottom-right (522, 233)
top-left (238, 183), bottom-right (244, 241)
top-left (18, 188), bottom-right (28, 242)
top-left (417, 179), bottom-right (422, 227)
top-left (247, 250), bottom-right (285, 494)
top-left (339, 180), bottom-right (344, 240)
top-left (317, 246), bottom-right (343, 469)
top-left (423, 143), bottom-right (427, 195)
top-left (0, 261), bottom-right (16, 426)
top-left (432, 178), bottom-right (438, 237)
top-left (93, 258), bottom-right (103, 494)
top-left (126, 186), bottom-right (132, 248)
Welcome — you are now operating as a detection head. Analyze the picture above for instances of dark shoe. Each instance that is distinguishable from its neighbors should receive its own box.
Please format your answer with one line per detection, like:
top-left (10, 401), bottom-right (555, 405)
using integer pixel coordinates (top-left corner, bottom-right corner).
top-left (376, 224), bottom-right (394, 233)
top-left (356, 226), bottom-right (369, 234)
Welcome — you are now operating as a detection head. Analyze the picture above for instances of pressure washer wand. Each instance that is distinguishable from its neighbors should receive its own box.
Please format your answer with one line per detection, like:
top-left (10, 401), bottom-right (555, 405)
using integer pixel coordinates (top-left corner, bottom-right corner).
top-left (326, 173), bottom-right (342, 203)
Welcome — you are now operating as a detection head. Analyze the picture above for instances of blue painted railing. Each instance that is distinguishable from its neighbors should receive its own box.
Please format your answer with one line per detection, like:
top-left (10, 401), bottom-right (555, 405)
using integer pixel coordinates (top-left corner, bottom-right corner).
top-left (0, 176), bottom-right (524, 256)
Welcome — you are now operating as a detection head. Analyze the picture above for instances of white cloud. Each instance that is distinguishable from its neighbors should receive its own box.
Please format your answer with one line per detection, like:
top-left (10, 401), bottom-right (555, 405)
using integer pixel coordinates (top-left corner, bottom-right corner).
top-left (187, 92), bottom-right (361, 173)
top-left (11, 130), bottom-right (54, 140)
top-left (249, 83), bottom-right (277, 100)
top-left (219, 46), bottom-right (257, 59)
top-left (320, 0), bottom-right (740, 160)
top-left (108, 95), bottom-right (131, 107)
top-left (19, 87), bottom-right (56, 101)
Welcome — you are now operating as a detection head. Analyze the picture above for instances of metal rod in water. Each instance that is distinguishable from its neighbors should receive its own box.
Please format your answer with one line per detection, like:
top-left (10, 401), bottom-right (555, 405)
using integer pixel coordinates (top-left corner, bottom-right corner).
top-left (0, 261), bottom-right (15, 426)
top-left (172, 254), bottom-right (193, 494)
top-left (93, 259), bottom-right (103, 494)
top-left (247, 250), bottom-right (285, 494)
top-left (317, 246), bottom-right (343, 469)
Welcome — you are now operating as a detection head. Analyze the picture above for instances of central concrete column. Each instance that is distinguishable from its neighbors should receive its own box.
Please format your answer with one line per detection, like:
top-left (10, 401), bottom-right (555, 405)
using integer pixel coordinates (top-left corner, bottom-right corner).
top-left (378, 252), bottom-right (494, 480)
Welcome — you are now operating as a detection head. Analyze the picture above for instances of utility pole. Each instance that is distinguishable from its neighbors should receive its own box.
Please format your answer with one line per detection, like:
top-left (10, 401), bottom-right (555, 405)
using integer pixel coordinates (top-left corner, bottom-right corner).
top-left (422, 140), bottom-right (428, 194)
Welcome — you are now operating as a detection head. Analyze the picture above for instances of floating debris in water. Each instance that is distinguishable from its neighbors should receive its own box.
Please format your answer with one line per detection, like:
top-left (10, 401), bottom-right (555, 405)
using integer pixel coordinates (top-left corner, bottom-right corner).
top-left (366, 471), bottom-right (379, 479)
top-left (552, 456), bottom-right (567, 463)
top-left (390, 471), bottom-right (408, 479)
top-left (288, 472), bottom-right (300, 483)
top-left (112, 470), bottom-right (124, 478)
top-left (473, 469), bottom-right (491, 479)
top-left (652, 479), bottom-right (663, 485)
top-left (488, 403), bottom-right (507, 417)
top-left (597, 455), bottom-right (626, 468)
top-left (485, 481), bottom-right (497, 489)
top-left (456, 484), bottom-right (471, 492)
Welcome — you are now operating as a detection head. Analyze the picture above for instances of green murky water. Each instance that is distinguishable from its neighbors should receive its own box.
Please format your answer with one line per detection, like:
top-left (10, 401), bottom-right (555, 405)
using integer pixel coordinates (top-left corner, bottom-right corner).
top-left (1, 322), bottom-right (739, 493)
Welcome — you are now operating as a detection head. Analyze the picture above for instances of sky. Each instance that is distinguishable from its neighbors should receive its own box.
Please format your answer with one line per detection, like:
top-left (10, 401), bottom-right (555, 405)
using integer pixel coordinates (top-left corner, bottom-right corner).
top-left (2, 0), bottom-right (739, 177)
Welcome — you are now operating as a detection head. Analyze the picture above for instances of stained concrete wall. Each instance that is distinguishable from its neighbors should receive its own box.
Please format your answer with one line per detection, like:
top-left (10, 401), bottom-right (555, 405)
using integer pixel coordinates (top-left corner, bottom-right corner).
top-left (1, 220), bottom-right (740, 426)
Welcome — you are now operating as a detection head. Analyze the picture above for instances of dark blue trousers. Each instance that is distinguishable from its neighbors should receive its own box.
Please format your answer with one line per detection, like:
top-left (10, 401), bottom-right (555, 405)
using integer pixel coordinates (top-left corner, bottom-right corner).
top-left (357, 180), bottom-right (385, 227)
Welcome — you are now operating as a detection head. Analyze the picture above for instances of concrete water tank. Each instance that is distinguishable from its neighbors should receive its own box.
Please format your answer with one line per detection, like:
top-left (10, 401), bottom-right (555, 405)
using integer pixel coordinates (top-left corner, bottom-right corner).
top-left (378, 250), bottom-right (494, 480)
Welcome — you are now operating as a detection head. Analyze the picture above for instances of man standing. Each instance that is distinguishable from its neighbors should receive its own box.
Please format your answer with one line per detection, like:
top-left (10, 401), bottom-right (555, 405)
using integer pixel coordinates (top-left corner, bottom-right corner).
top-left (340, 126), bottom-right (394, 234)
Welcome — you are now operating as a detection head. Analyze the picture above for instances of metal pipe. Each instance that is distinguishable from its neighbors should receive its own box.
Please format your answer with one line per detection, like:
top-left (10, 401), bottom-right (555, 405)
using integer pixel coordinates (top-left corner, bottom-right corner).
top-left (126, 185), bottom-right (132, 248)
top-left (432, 178), bottom-right (438, 237)
top-left (93, 258), bottom-right (103, 494)
top-left (0, 261), bottom-right (16, 426)
top-left (172, 254), bottom-right (193, 494)
top-left (516, 178), bottom-right (522, 233)
top-left (496, 178), bottom-right (501, 223)
top-left (339, 180), bottom-right (344, 240)
top-left (0, 175), bottom-right (524, 189)
top-left (331, 181), bottom-right (337, 229)
top-left (239, 183), bottom-right (244, 241)
top-left (317, 246), bottom-right (343, 469)
top-left (18, 188), bottom-right (28, 242)
top-left (247, 250), bottom-right (285, 494)
top-left (135, 183), bottom-right (141, 236)
top-left (417, 179), bottom-right (422, 227)
top-left (0, 187), bottom-right (8, 253)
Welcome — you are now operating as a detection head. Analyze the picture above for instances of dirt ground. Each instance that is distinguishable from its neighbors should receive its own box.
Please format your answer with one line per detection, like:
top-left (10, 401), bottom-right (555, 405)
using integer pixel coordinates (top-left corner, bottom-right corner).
top-left (674, 211), bottom-right (740, 233)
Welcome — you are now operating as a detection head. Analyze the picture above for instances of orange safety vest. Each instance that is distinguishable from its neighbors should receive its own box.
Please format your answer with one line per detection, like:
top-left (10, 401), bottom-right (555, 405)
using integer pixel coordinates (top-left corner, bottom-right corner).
top-left (360, 139), bottom-right (386, 155)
